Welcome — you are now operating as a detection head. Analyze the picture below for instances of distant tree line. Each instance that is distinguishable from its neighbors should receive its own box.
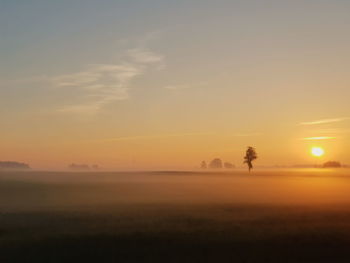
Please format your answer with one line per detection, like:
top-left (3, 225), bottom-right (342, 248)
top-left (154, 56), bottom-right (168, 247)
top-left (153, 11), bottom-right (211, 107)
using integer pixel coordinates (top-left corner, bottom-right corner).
top-left (0, 161), bottom-right (30, 170)
top-left (323, 161), bottom-right (341, 168)
top-left (201, 159), bottom-right (235, 169)
top-left (68, 163), bottom-right (100, 170)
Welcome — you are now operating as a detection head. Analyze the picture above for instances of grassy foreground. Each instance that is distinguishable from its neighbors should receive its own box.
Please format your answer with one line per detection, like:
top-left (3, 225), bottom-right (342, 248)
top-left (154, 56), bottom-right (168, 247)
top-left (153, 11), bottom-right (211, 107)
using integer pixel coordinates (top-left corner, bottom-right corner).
top-left (1, 170), bottom-right (350, 262)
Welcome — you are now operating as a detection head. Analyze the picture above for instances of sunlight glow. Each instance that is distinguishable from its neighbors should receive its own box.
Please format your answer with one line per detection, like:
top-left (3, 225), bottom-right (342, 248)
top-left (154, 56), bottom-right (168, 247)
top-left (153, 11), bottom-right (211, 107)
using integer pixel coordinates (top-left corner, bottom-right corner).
top-left (311, 147), bottom-right (325, 157)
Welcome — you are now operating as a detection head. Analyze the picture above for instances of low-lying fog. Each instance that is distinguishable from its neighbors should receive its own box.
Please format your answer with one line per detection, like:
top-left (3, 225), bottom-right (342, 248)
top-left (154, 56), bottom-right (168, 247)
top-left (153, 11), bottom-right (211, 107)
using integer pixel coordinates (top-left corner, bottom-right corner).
top-left (1, 169), bottom-right (350, 212)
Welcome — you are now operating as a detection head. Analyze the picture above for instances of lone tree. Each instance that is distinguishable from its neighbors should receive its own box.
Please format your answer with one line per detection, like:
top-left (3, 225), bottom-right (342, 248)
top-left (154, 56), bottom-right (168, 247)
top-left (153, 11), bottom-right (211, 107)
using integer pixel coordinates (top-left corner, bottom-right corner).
top-left (244, 146), bottom-right (257, 172)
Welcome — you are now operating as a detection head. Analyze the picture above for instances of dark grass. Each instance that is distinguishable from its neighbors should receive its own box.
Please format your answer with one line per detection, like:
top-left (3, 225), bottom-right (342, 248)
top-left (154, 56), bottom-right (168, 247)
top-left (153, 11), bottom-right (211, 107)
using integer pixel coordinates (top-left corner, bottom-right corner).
top-left (1, 204), bottom-right (350, 262)
top-left (2, 170), bottom-right (350, 262)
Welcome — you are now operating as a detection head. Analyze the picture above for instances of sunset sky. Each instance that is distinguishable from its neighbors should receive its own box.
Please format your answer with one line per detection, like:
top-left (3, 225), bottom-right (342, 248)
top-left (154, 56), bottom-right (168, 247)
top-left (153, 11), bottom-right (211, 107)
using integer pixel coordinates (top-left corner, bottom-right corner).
top-left (1, 0), bottom-right (349, 170)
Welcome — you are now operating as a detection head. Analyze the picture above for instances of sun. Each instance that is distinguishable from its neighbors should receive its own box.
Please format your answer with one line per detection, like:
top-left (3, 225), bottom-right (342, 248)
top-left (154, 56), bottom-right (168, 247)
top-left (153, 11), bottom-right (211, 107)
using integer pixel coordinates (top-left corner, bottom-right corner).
top-left (311, 147), bottom-right (325, 157)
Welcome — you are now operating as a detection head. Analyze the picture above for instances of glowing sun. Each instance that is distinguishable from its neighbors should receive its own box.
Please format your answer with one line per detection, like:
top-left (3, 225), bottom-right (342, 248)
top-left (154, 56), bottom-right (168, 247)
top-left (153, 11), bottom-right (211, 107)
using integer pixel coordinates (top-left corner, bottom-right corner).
top-left (311, 147), bottom-right (325, 157)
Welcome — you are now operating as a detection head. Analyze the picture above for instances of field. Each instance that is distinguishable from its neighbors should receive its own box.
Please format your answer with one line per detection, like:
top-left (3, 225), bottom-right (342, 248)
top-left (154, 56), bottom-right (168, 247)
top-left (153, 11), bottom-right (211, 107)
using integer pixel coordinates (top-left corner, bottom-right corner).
top-left (1, 169), bottom-right (350, 262)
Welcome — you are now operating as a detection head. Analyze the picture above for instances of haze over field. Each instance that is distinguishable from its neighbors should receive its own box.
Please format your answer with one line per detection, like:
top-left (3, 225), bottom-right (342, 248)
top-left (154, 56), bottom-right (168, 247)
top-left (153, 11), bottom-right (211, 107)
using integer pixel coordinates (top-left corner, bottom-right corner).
top-left (1, 0), bottom-right (350, 170)
top-left (1, 169), bottom-right (350, 213)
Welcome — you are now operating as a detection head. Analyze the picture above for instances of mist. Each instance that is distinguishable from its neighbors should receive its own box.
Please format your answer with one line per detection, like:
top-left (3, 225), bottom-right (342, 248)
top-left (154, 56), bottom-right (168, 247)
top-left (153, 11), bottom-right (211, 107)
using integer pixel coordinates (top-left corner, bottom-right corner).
top-left (2, 169), bottom-right (350, 213)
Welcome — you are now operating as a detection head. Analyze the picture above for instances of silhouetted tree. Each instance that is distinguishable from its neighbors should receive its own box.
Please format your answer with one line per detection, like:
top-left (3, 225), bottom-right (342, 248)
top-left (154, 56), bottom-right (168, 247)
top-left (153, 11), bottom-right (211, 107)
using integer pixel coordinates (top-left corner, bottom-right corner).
top-left (224, 162), bottom-right (235, 169)
top-left (244, 147), bottom-right (257, 172)
top-left (201, 161), bottom-right (207, 169)
top-left (323, 161), bottom-right (341, 168)
top-left (209, 158), bottom-right (223, 169)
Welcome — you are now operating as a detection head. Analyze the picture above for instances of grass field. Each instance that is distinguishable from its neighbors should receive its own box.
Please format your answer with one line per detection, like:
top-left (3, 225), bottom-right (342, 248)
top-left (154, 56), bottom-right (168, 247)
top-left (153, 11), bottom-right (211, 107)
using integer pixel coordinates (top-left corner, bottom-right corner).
top-left (1, 169), bottom-right (350, 262)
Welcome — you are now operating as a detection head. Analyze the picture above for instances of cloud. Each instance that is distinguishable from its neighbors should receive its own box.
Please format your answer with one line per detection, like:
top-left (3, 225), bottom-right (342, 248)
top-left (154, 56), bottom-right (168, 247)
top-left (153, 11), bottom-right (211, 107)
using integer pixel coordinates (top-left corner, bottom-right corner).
top-left (301, 136), bottom-right (336, 140)
top-left (306, 128), bottom-right (350, 135)
top-left (299, 117), bottom-right (349, 126)
top-left (57, 102), bottom-right (106, 115)
top-left (127, 48), bottom-right (163, 64)
top-left (53, 48), bottom-right (164, 115)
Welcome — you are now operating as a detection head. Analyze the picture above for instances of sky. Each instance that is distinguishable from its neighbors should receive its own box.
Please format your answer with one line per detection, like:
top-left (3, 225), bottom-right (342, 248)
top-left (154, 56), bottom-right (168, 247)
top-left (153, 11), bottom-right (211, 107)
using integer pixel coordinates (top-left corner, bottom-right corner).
top-left (1, 0), bottom-right (350, 170)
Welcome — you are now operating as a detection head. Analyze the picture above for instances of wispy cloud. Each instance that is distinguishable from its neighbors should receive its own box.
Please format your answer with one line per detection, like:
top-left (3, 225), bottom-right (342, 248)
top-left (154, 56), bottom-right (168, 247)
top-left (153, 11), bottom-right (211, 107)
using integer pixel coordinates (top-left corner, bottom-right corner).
top-left (299, 117), bottom-right (349, 126)
top-left (307, 128), bottom-right (350, 134)
top-left (53, 48), bottom-right (164, 115)
top-left (301, 136), bottom-right (336, 140)
top-left (127, 48), bottom-right (163, 64)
